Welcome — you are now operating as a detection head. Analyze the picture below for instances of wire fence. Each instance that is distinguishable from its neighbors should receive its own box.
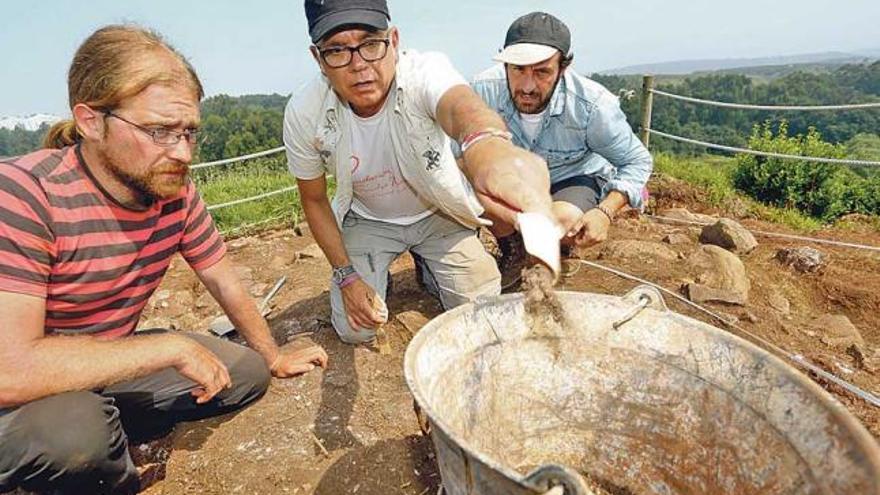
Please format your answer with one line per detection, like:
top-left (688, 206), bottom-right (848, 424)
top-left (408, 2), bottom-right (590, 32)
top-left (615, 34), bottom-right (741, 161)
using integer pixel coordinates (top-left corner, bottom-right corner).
top-left (576, 259), bottom-right (880, 408)
top-left (647, 129), bottom-right (880, 167)
top-left (650, 88), bottom-right (880, 112)
top-left (643, 83), bottom-right (880, 167)
top-left (192, 146), bottom-right (285, 170)
top-left (647, 214), bottom-right (880, 253)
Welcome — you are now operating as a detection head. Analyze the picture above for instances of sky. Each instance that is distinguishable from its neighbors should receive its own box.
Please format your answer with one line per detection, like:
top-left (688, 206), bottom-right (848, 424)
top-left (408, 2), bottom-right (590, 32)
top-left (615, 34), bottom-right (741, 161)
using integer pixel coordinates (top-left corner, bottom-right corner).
top-left (1, 0), bottom-right (877, 116)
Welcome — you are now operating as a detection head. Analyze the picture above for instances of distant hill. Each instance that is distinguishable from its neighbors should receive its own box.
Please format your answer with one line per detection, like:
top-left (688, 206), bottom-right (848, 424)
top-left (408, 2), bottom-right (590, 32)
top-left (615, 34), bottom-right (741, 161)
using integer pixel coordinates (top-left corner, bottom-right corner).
top-left (0, 113), bottom-right (61, 132)
top-left (602, 51), bottom-right (877, 76)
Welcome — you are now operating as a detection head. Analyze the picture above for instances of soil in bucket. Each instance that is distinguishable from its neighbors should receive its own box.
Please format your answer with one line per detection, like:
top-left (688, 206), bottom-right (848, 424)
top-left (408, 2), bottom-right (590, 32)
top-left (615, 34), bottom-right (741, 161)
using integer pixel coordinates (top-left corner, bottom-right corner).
top-left (522, 263), bottom-right (569, 358)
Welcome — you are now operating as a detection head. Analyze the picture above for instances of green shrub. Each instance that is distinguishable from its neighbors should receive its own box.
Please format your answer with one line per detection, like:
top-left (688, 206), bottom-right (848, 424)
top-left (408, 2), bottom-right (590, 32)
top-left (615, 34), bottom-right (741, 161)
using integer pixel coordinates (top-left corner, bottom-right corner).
top-left (733, 121), bottom-right (879, 220)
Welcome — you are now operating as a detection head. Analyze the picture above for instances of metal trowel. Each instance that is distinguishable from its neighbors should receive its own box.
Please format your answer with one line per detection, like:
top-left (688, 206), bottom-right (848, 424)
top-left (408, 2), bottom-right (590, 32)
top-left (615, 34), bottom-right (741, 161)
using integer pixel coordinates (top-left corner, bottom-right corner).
top-left (209, 275), bottom-right (287, 337)
top-left (517, 212), bottom-right (563, 280)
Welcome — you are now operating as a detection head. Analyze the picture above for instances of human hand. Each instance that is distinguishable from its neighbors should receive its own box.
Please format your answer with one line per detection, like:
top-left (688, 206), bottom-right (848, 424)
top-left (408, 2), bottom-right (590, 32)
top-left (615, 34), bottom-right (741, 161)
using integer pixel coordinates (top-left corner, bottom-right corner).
top-left (464, 139), bottom-right (554, 228)
top-left (173, 337), bottom-right (232, 404)
top-left (567, 208), bottom-right (612, 247)
top-left (270, 345), bottom-right (329, 378)
top-left (341, 278), bottom-right (387, 331)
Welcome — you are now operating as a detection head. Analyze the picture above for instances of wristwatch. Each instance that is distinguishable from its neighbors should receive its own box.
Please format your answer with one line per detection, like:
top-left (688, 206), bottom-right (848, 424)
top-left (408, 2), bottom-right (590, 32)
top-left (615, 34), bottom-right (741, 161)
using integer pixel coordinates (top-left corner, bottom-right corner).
top-left (331, 264), bottom-right (358, 287)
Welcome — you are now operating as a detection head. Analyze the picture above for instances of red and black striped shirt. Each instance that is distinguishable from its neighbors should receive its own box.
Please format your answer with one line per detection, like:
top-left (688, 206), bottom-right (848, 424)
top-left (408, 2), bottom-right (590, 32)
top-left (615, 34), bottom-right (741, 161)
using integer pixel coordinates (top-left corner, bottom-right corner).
top-left (0, 145), bottom-right (226, 339)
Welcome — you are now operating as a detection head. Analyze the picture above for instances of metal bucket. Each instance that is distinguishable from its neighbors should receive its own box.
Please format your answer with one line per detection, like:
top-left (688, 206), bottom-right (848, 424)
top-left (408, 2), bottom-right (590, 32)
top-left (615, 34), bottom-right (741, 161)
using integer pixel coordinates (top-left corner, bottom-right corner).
top-left (403, 287), bottom-right (880, 495)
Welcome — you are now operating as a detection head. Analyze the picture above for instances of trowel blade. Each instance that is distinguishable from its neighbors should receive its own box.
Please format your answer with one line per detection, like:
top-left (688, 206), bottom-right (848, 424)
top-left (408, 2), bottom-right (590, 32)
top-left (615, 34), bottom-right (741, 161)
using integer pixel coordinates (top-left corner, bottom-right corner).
top-left (517, 212), bottom-right (562, 278)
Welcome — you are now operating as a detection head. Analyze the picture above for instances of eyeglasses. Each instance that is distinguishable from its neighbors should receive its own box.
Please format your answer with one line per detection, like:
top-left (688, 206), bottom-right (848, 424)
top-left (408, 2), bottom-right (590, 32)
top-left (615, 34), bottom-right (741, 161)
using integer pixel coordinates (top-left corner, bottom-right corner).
top-left (104, 110), bottom-right (200, 147)
top-left (316, 38), bottom-right (391, 69)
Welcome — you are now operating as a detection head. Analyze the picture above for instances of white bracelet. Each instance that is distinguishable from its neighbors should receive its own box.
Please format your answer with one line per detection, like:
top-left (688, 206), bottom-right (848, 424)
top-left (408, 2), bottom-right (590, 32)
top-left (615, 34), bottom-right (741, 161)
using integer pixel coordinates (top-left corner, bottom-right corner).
top-left (460, 128), bottom-right (513, 154)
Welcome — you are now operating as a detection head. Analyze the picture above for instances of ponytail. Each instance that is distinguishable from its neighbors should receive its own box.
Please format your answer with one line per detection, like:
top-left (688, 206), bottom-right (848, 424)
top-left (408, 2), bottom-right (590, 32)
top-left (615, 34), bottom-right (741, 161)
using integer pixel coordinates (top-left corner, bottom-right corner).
top-left (43, 120), bottom-right (79, 149)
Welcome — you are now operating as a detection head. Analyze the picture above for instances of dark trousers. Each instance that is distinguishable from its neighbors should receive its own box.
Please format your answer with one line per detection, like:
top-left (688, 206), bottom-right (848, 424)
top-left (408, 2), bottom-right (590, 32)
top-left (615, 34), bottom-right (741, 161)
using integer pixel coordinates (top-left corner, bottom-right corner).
top-left (0, 332), bottom-right (270, 494)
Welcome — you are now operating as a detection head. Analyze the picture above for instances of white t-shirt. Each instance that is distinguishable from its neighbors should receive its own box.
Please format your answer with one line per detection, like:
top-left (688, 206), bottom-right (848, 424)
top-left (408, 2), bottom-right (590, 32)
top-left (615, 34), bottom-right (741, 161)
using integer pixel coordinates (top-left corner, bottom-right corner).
top-left (284, 50), bottom-right (482, 227)
top-left (519, 108), bottom-right (546, 144)
top-left (349, 97), bottom-right (434, 225)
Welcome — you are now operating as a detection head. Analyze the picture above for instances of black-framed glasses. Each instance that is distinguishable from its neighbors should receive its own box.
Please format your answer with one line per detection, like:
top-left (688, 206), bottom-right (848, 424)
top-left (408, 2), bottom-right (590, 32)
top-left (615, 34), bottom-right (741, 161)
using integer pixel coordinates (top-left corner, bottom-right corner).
top-left (316, 38), bottom-right (391, 68)
top-left (104, 110), bottom-right (200, 147)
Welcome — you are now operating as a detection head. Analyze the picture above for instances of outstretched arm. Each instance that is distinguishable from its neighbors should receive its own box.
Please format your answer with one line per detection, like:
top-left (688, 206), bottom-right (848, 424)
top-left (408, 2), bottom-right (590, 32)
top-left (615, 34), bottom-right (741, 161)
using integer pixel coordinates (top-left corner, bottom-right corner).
top-left (436, 85), bottom-right (555, 229)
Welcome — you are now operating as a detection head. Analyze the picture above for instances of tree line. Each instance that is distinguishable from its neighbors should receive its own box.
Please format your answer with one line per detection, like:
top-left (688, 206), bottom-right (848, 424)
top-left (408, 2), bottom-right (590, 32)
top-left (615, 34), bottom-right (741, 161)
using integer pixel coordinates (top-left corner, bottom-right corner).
top-left (592, 61), bottom-right (880, 157)
top-left (3, 62), bottom-right (878, 162)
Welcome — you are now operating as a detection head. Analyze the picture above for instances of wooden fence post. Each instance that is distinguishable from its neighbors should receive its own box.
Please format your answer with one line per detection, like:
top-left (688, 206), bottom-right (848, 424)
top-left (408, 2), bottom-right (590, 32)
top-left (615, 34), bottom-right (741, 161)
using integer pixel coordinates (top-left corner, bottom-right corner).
top-left (639, 75), bottom-right (655, 147)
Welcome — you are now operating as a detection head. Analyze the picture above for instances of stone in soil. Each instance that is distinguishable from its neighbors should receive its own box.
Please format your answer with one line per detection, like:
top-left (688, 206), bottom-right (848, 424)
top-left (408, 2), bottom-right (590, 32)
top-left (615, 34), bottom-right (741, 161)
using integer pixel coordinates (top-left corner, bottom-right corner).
top-left (776, 247), bottom-right (826, 273)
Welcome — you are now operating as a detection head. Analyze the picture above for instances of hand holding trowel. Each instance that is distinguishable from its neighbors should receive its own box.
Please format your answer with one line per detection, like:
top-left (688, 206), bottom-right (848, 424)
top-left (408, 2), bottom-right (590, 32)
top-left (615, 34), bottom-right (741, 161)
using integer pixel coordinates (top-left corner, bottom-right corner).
top-left (209, 276), bottom-right (287, 337)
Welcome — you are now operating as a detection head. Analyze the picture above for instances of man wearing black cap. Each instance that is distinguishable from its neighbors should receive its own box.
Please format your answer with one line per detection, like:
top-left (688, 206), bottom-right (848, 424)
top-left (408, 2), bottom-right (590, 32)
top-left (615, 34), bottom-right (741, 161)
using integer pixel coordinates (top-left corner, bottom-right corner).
top-left (285, 1), bottom-right (557, 344)
top-left (471, 12), bottom-right (653, 287)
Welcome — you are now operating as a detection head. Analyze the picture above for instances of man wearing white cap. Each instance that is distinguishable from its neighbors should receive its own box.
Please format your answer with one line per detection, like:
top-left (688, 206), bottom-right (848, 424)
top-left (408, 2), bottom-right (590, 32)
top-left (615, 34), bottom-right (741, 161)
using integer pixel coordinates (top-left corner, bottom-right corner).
top-left (470, 12), bottom-right (653, 287)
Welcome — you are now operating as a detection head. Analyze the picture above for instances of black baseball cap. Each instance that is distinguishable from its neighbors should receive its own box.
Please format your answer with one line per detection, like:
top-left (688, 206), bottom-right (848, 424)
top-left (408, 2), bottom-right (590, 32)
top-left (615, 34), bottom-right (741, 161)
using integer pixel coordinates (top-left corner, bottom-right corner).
top-left (305, 0), bottom-right (391, 43)
top-left (494, 12), bottom-right (571, 65)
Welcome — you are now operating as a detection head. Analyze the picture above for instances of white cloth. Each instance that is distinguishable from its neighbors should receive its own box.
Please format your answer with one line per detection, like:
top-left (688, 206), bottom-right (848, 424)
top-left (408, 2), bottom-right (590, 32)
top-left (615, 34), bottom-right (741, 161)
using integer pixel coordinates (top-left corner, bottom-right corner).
top-left (349, 98), bottom-right (434, 225)
top-left (283, 49), bottom-right (488, 230)
top-left (519, 108), bottom-right (546, 144)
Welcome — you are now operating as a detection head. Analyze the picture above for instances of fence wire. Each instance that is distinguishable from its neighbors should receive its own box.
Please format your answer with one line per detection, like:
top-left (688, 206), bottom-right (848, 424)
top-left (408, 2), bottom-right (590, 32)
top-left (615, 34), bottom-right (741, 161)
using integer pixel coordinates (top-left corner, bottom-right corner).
top-left (577, 259), bottom-right (880, 408)
top-left (647, 214), bottom-right (880, 253)
top-left (650, 88), bottom-right (880, 111)
top-left (206, 185), bottom-right (298, 212)
top-left (647, 129), bottom-right (880, 167)
top-left (192, 146), bottom-right (285, 170)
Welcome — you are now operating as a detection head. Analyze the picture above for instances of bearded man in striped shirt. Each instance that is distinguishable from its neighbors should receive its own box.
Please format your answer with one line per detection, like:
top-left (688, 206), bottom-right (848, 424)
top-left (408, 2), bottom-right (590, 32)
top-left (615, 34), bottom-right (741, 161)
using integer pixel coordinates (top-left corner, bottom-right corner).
top-left (0, 25), bottom-right (327, 494)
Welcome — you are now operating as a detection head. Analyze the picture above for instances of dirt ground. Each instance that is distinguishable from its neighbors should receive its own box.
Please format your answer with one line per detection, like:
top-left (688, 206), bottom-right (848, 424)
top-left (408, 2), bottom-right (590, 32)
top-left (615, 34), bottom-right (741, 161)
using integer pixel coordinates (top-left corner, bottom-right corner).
top-left (132, 174), bottom-right (880, 494)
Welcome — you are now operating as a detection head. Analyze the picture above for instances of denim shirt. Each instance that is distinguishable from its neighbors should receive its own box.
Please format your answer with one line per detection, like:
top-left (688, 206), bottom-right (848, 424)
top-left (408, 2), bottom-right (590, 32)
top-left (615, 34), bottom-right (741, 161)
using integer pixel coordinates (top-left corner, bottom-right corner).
top-left (471, 64), bottom-right (652, 209)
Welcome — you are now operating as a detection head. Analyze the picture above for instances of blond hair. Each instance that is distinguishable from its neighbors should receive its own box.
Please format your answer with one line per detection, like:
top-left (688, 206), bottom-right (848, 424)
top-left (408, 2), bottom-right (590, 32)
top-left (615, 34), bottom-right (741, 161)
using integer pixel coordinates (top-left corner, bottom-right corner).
top-left (44, 25), bottom-right (204, 149)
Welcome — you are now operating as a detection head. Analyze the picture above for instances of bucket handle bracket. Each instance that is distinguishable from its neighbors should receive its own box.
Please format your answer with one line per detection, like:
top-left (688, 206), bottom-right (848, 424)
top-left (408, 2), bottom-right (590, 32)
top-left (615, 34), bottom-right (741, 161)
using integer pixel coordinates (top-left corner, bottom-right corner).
top-left (524, 464), bottom-right (594, 495)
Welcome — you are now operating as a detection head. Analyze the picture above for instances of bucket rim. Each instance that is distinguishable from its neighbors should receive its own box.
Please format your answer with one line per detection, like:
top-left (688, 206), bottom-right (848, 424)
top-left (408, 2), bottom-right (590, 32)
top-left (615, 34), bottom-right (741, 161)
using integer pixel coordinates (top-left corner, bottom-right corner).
top-left (402, 290), bottom-right (880, 489)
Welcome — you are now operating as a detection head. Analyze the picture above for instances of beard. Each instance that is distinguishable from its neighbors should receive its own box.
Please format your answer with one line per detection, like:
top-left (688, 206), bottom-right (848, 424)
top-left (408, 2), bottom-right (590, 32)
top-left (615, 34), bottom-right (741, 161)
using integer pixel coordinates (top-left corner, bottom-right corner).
top-left (509, 73), bottom-right (564, 115)
top-left (97, 144), bottom-right (189, 204)
top-left (512, 91), bottom-right (552, 114)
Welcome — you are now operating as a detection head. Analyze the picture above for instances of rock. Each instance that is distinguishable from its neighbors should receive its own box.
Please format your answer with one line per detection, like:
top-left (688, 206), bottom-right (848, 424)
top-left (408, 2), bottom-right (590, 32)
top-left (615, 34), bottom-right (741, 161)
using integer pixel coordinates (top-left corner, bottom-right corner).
top-left (249, 282), bottom-right (270, 298)
top-left (699, 218), bottom-right (758, 254)
top-left (137, 317), bottom-right (175, 331)
top-left (810, 314), bottom-right (864, 348)
top-left (228, 237), bottom-right (251, 249)
top-left (599, 240), bottom-right (677, 262)
top-left (767, 292), bottom-right (790, 315)
top-left (296, 243), bottom-right (326, 260)
top-left (776, 247), bottom-right (826, 273)
top-left (662, 233), bottom-right (691, 245)
top-left (686, 284), bottom-right (747, 306)
top-left (396, 310), bottom-right (430, 336)
top-left (742, 311), bottom-right (759, 323)
top-left (657, 208), bottom-right (713, 224)
top-left (685, 245), bottom-right (750, 305)
top-left (849, 345), bottom-right (880, 374)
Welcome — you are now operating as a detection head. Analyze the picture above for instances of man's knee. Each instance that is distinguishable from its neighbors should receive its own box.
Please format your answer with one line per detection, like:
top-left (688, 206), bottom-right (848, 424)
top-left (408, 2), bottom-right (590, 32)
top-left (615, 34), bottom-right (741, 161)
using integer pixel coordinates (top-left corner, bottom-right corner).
top-left (331, 311), bottom-right (377, 345)
top-left (4, 392), bottom-right (136, 492)
top-left (436, 250), bottom-right (501, 309)
top-left (226, 346), bottom-right (271, 407)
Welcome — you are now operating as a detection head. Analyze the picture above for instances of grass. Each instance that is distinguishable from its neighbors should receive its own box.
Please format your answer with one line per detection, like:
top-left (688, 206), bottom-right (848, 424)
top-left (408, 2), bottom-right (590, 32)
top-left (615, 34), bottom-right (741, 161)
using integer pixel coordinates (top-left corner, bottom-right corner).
top-left (193, 155), bottom-right (337, 236)
top-left (193, 151), bottom-right (871, 236)
top-left (652, 153), bottom-right (825, 231)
